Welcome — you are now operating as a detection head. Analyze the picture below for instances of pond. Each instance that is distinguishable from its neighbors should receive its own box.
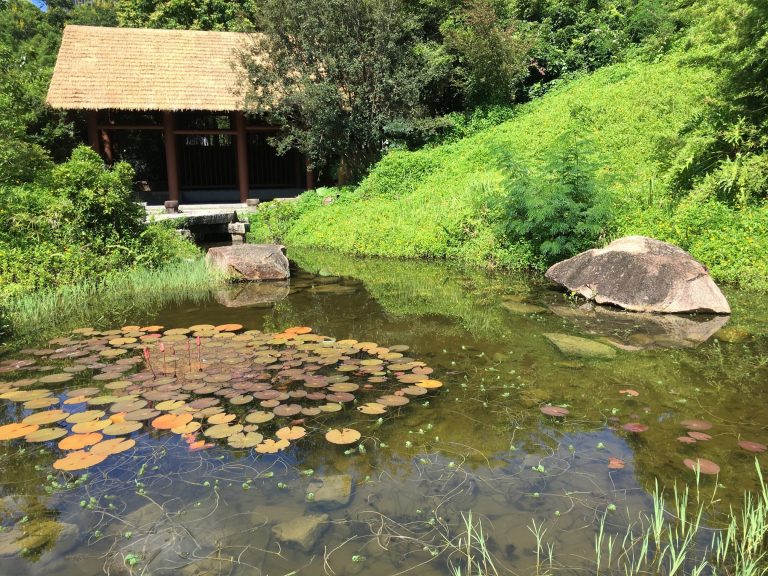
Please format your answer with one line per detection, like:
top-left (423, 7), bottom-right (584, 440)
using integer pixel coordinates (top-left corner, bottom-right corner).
top-left (1, 248), bottom-right (767, 576)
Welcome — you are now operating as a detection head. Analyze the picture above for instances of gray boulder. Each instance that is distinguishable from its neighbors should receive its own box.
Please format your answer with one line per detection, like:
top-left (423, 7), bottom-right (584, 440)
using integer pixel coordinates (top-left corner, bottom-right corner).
top-left (545, 236), bottom-right (730, 314)
top-left (206, 244), bottom-right (290, 281)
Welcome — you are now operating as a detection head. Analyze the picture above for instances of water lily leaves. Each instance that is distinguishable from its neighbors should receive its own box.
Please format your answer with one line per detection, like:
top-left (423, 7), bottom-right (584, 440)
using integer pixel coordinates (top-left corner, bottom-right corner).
top-left (228, 431), bottom-right (264, 448)
top-left (327, 382), bottom-right (359, 393)
top-left (59, 432), bottom-right (103, 450)
top-left (677, 436), bottom-right (697, 444)
top-left (622, 423), bottom-right (649, 433)
top-left (285, 326), bottom-right (312, 335)
top-left (215, 324), bottom-right (243, 332)
top-left (67, 410), bottom-right (106, 424)
top-left (357, 402), bottom-right (387, 415)
top-left (204, 423), bottom-right (243, 439)
top-left (680, 419), bottom-right (713, 431)
top-left (619, 389), bottom-right (640, 397)
top-left (171, 421), bottom-right (201, 435)
top-left (608, 457), bottom-right (625, 470)
top-left (102, 421), bottom-right (143, 436)
top-left (276, 426), bottom-right (306, 441)
top-left (124, 409), bottom-right (161, 421)
top-left (377, 395), bottom-right (409, 407)
top-left (245, 411), bottom-right (275, 424)
top-left (152, 413), bottom-right (193, 430)
top-left (738, 440), bottom-right (767, 453)
top-left (155, 399), bottom-right (185, 411)
top-left (0, 423), bottom-right (39, 440)
top-left (255, 438), bottom-right (290, 453)
top-left (38, 373), bottom-right (74, 384)
top-left (164, 328), bottom-right (191, 335)
top-left (22, 410), bottom-right (68, 426)
top-left (25, 427), bottom-right (68, 442)
top-left (207, 412), bottom-right (236, 425)
top-left (108, 337), bottom-right (137, 346)
top-left (687, 431), bottom-right (712, 441)
top-left (540, 406), bottom-right (569, 417)
top-left (683, 458), bottom-right (720, 475)
top-left (273, 404), bottom-right (302, 417)
top-left (325, 428), bottom-right (361, 445)
top-left (72, 419), bottom-right (112, 434)
top-left (318, 402), bottom-right (343, 412)
top-left (91, 437), bottom-right (136, 455)
top-left (53, 450), bottom-right (108, 471)
top-left (419, 380), bottom-right (443, 389)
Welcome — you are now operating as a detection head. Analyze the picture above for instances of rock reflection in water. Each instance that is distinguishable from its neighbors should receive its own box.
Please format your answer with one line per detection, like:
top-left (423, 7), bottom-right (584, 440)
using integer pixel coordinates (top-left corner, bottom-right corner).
top-left (214, 281), bottom-right (290, 307)
top-left (549, 303), bottom-right (730, 349)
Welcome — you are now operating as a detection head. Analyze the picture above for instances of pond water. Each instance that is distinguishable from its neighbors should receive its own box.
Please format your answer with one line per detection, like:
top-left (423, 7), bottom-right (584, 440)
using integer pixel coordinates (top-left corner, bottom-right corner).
top-left (1, 248), bottom-right (767, 576)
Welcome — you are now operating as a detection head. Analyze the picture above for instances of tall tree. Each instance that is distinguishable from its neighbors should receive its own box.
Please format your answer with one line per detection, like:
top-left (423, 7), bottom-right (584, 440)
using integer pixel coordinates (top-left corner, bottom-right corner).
top-left (241, 0), bottom-right (434, 183)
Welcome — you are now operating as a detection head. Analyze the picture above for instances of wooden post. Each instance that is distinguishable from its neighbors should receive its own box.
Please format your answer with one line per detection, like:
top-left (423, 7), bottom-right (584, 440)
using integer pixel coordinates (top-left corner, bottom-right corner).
top-left (305, 158), bottom-right (315, 190)
top-left (86, 110), bottom-right (100, 154)
top-left (235, 112), bottom-right (249, 203)
top-left (163, 111), bottom-right (179, 203)
top-left (100, 129), bottom-right (113, 163)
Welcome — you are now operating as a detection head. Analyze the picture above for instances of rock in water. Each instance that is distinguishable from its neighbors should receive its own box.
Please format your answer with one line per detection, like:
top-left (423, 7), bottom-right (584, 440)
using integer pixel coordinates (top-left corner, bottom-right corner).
top-left (272, 514), bottom-right (328, 552)
top-left (545, 236), bottom-right (730, 314)
top-left (543, 333), bottom-right (617, 359)
top-left (206, 244), bottom-right (290, 281)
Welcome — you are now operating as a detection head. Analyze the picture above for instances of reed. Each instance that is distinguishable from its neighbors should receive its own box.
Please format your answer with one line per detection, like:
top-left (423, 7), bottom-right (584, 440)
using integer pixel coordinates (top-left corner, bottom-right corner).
top-left (3, 258), bottom-right (225, 344)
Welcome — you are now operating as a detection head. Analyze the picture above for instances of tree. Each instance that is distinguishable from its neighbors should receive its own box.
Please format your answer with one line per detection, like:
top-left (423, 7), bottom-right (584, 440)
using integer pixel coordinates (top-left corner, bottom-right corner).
top-left (115, 0), bottom-right (259, 31)
top-left (441, 0), bottom-right (533, 106)
top-left (241, 0), bottom-right (435, 183)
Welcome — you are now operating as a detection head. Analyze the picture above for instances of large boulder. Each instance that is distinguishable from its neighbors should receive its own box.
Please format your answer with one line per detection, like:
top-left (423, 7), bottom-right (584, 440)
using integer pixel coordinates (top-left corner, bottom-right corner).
top-left (545, 236), bottom-right (730, 314)
top-left (206, 244), bottom-right (290, 281)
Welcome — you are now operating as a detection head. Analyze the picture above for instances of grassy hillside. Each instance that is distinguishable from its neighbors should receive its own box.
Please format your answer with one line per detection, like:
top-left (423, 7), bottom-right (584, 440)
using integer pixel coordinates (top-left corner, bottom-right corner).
top-left (250, 38), bottom-right (768, 288)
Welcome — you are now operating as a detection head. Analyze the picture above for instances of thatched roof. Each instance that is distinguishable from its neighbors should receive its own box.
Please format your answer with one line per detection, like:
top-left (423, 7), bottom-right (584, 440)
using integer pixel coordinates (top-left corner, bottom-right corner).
top-left (47, 25), bottom-right (252, 111)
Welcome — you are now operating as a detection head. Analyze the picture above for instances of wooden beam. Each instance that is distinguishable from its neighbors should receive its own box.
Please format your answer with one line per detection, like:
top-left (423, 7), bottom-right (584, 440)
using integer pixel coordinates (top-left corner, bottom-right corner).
top-left (235, 112), bottom-right (249, 203)
top-left (163, 111), bottom-right (180, 203)
top-left (100, 129), bottom-right (113, 163)
top-left (173, 128), bottom-right (237, 135)
top-left (86, 111), bottom-right (100, 153)
top-left (96, 124), bottom-right (164, 131)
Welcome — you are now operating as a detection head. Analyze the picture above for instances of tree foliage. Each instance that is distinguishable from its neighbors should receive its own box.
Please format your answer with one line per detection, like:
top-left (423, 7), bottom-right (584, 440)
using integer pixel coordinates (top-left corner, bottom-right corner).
top-left (241, 0), bottom-right (433, 183)
top-left (115, 0), bottom-right (258, 31)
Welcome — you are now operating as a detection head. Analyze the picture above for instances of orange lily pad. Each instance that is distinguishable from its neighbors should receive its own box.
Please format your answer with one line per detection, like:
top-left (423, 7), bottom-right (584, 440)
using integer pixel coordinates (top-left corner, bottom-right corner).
top-left (53, 450), bottom-right (108, 471)
top-left (59, 432), bottom-right (103, 450)
top-left (276, 426), bottom-right (306, 441)
top-left (0, 422), bottom-right (39, 440)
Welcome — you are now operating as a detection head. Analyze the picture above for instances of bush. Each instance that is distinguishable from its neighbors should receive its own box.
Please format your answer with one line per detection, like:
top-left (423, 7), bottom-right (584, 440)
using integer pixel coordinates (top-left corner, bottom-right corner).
top-left (0, 138), bottom-right (53, 186)
top-left (0, 146), bottom-right (199, 298)
top-left (502, 128), bottom-right (613, 264)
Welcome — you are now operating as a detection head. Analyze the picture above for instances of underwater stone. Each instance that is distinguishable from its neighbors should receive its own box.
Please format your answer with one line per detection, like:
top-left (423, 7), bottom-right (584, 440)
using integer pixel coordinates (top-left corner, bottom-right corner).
top-left (206, 244), bottom-right (290, 281)
top-left (272, 513), bottom-right (328, 552)
top-left (501, 301), bottom-right (546, 314)
top-left (545, 236), bottom-right (730, 314)
top-left (307, 474), bottom-right (353, 509)
top-left (543, 333), bottom-right (617, 359)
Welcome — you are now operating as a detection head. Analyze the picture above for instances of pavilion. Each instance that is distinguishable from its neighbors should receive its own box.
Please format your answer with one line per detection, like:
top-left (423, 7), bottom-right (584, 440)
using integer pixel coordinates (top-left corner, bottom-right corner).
top-left (47, 25), bottom-right (312, 204)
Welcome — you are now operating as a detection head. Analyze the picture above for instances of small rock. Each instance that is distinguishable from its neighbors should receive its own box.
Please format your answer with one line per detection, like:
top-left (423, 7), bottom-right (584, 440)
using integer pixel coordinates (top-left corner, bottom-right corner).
top-left (272, 514), bottom-right (328, 552)
top-left (714, 326), bottom-right (750, 343)
top-left (543, 333), bottom-right (617, 359)
top-left (307, 474), bottom-right (353, 509)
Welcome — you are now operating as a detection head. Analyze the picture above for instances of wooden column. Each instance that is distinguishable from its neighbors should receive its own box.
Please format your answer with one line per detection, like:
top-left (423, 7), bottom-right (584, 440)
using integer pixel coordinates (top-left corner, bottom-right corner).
top-left (163, 111), bottom-right (180, 203)
top-left (305, 159), bottom-right (315, 190)
top-left (235, 112), bottom-right (249, 203)
top-left (100, 129), bottom-right (113, 163)
top-left (86, 110), bottom-right (100, 154)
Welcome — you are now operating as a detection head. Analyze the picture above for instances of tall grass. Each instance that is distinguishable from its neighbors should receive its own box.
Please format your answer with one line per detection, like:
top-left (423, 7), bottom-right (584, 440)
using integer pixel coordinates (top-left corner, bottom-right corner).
top-left (587, 461), bottom-right (768, 576)
top-left (2, 258), bottom-right (225, 344)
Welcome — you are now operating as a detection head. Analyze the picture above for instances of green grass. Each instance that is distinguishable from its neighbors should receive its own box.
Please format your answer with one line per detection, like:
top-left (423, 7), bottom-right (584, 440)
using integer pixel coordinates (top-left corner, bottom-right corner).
top-left (280, 53), bottom-right (716, 261)
top-left (2, 258), bottom-right (225, 345)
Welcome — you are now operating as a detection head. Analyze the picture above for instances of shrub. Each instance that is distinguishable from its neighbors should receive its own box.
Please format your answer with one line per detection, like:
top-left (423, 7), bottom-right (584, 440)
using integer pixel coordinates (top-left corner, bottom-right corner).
top-left (502, 128), bottom-right (613, 264)
top-left (0, 138), bottom-right (53, 186)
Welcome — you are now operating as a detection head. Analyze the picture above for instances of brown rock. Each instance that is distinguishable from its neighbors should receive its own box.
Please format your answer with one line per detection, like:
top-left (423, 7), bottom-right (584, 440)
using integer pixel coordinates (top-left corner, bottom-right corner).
top-left (545, 236), bottom-right (730, 314)
top-left (206, 244), bottom-right (290, 281)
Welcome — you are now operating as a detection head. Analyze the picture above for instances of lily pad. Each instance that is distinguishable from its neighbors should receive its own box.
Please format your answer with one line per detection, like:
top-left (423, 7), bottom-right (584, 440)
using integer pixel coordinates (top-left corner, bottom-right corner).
top-left (737, 440), bottom-right (767, 453)
top-left (540, 406), bottom-right (569, 417)
top-left (326, 428), bottom-right (361, 445)
top-left (683, 458), bottom-right (720, 475)
top-left (53, 450), bottom-right (108, 471)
